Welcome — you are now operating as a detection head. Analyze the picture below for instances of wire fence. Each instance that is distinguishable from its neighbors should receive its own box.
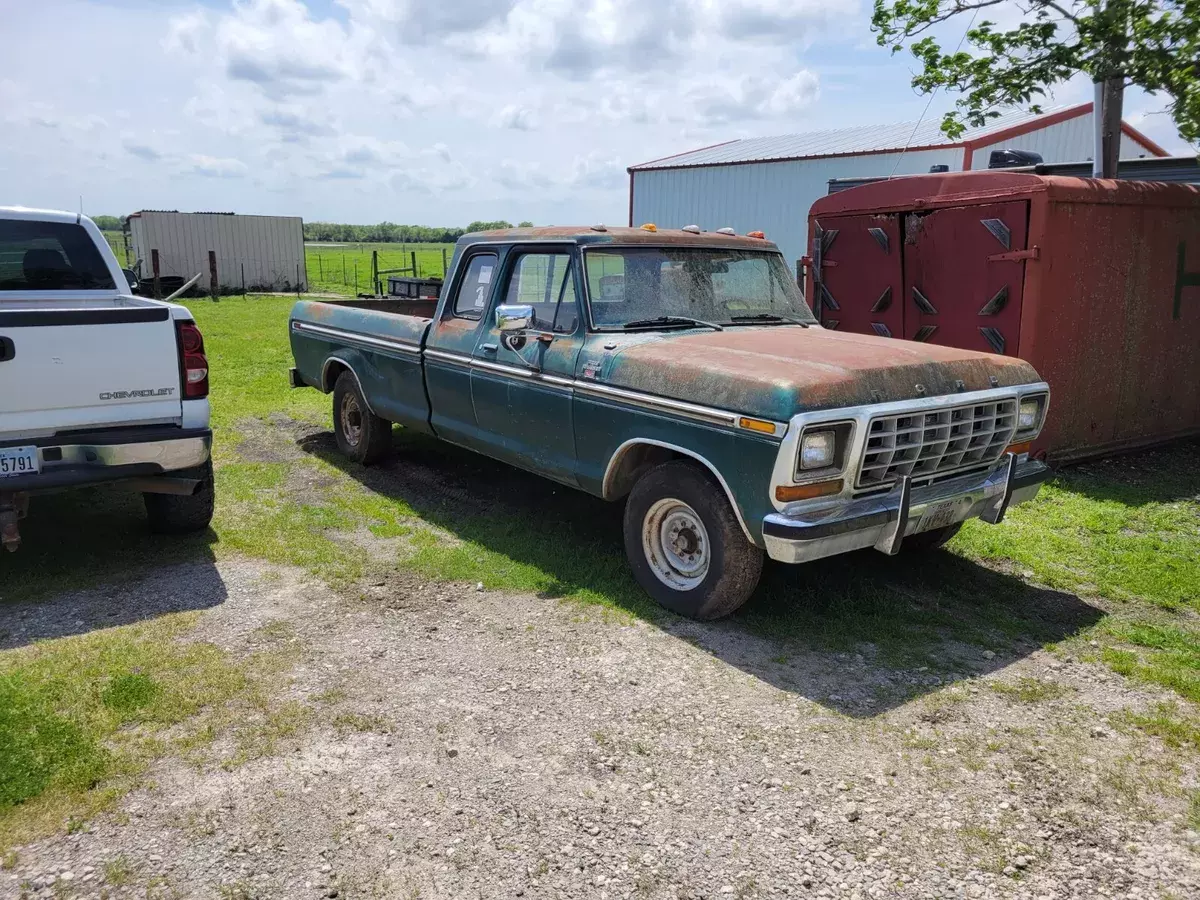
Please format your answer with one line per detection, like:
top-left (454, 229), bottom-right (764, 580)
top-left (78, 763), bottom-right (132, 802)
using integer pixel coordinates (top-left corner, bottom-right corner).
top-left (99, 232), bottom-right (457, 298)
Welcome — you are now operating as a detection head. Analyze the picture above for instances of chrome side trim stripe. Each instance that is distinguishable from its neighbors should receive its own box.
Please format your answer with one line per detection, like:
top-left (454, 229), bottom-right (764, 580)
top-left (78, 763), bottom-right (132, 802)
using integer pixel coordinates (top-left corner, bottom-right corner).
top-left (303, 326), bottom-right (786, 438)
top-left (292, 320), bottom-right (422, 358)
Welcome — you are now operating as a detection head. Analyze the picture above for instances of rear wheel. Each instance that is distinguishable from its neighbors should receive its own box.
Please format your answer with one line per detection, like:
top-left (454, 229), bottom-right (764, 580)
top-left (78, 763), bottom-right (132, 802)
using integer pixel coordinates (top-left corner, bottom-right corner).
top-left (902, 522), bottom-right (963, 552)
top-left (333, 370), bottom-right (391, 465)
top-left (145, 459), bottom-right (214, 534)
top-left (623, 460), bottom-right (763, 620)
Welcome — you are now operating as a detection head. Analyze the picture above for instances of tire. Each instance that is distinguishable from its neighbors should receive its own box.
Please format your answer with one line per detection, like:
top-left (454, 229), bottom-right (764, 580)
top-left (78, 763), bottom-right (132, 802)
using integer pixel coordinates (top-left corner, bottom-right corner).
top-left (902, 522), bottom-right (963, 552)
top-left (623, 460), bottom-right (764, 620)
top-left (145, 459), bottom-right (215, 534)
top-left (333, 370), bottom-right (391, 465)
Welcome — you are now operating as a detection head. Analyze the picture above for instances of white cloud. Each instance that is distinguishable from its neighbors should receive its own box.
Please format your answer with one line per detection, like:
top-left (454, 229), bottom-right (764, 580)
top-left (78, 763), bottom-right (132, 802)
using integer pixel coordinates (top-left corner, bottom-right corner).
top-left (188, 155), bottom-right (249, 178)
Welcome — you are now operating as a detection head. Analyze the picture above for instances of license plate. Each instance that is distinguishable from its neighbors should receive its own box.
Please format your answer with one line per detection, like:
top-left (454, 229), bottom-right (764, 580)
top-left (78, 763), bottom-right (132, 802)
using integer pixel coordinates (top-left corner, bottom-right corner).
top-left (915, 499), bottom-right (960, 533)
top-left (0, 445), bottom-right (40, 478)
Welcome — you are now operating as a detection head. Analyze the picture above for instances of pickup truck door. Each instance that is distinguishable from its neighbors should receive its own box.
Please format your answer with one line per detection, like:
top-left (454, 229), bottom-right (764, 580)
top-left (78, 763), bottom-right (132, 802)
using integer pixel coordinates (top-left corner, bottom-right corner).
top-left (469, 248), bottom-right (584, 485)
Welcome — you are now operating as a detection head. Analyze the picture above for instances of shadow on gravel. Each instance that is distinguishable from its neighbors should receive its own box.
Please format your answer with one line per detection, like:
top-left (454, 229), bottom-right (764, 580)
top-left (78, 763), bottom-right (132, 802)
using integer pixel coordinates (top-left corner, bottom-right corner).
top-left (0, 486), bottom-right (220, 645)
top-left (0, 560), bottom-right (228, 651)
top-left (304, 428), bottom-right (1104, 717)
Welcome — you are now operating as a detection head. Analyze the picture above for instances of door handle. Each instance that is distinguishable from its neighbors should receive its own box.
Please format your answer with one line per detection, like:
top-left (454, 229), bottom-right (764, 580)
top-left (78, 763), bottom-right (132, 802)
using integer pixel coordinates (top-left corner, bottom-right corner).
top-left (0, 337), bottom-right (14, 362)
top-left (480, 343), bottom-right (498, 354)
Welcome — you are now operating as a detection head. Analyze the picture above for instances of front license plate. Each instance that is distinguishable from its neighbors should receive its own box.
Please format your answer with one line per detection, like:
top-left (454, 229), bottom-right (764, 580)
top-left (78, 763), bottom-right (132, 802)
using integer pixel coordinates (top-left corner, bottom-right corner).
top-left (0, 446), bottom-right (40, 478)
top-left (915, 499), bottom-right (960, 534)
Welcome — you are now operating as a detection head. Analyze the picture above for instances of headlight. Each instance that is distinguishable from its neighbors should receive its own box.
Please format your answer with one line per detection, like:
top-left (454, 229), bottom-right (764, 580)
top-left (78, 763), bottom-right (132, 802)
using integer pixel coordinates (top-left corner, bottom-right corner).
top-left (1018, 395), bottom-right (1046, 432)
top-left (800, 431), bottom-right (836, 470)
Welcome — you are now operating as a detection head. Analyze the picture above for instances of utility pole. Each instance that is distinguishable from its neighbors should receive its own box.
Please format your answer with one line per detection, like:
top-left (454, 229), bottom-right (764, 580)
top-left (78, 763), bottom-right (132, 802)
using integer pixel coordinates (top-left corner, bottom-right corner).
top-left (1091, 0), bottom-right (1124, 179)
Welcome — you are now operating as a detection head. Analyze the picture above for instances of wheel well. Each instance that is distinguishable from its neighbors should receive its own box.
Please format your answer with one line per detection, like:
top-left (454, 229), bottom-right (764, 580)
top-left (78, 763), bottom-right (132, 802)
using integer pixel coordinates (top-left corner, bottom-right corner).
top-left (604, 440), bottom-right (756, 544)
top-left (322, 358), bottom-right (349, 393)
top-left (604, 443), bottom-right (685, 501)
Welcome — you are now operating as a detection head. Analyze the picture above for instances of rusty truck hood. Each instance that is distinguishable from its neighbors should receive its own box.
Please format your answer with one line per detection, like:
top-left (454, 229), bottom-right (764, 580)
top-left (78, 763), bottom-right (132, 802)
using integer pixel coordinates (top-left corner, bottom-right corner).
top-left (596, 327), bottom-right (1041, 421)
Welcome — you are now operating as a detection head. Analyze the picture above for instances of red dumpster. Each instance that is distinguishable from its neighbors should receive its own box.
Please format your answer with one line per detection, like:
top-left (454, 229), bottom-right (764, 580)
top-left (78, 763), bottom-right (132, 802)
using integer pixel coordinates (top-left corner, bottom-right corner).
top-left (805, 172), bottom-right (1200, 461)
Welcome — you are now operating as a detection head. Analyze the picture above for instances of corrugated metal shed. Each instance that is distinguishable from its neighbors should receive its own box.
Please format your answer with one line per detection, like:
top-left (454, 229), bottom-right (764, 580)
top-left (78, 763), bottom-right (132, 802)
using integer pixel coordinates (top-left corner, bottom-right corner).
top-left (128, 211), bottom-right (306, 292)
top-left (628, 103), bottom-right (1170, 268)
top-left (631, 108), bottom-right (1058, 170)
top-left (630, 148), bottom-right (963, 267)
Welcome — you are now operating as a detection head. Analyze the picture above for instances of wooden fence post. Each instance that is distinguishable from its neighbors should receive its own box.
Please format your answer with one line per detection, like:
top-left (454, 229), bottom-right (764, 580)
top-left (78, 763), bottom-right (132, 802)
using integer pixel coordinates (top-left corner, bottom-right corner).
top-left (241, 263), bottom-right (246, 297)
top-left (442, 248), bottom-right (448, 277)
top-left (372, 249), bottom-right (379, 296)
top-left (208, 250), bottom-right (219, 301)
top-left (151, 249), bottom-right (161, 300)
top-left (411, 250), bottom-right (417, 279)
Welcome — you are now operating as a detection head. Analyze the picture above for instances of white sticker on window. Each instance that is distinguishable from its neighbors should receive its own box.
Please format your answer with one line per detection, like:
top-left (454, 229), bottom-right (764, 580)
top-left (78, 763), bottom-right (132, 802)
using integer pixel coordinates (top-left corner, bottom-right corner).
top-left (478, 265), bottom-right (493, 284)
top-left (473, 285), bottom-right (487, 308)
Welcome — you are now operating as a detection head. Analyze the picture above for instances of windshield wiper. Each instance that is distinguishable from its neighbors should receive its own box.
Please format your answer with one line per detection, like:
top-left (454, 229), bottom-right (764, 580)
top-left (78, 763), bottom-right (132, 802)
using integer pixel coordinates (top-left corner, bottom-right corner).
top-left (622, 316), bottom-right (724, 332)
top-left (728, 313), bottom-right (809, 327)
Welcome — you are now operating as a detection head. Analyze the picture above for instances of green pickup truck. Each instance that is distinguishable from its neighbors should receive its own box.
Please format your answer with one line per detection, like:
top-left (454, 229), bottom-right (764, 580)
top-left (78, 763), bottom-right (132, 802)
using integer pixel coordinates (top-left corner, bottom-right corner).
top-left (289, 226), bottom-right (1051, 619)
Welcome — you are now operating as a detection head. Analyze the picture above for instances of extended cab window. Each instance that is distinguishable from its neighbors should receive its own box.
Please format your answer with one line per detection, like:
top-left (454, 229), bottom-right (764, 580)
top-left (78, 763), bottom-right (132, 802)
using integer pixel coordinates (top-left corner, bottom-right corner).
top-left (0, 220), bottom-right (116, 291)
top-left (503, 253), bottom-right (578, 333)
top-left (452, 252), bottom-right (498, 319)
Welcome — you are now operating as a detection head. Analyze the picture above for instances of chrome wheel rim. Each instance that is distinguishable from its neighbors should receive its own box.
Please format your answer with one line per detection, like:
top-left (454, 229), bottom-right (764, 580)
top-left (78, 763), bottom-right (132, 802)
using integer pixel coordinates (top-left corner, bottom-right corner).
top-left (642, 498), bottom-right (710, 591)
top-left (340, 392), bottom-right (363, 447)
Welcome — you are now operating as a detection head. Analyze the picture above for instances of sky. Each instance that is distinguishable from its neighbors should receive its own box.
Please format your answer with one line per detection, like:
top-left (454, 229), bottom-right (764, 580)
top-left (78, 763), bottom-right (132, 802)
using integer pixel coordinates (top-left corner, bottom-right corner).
top-left (1, 0), bottom-right (1194, 228)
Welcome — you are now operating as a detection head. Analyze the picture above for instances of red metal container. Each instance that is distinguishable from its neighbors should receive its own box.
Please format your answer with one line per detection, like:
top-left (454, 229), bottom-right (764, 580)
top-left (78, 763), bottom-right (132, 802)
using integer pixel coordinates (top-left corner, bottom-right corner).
top-left (806, 172), bottom-right (1200, 461)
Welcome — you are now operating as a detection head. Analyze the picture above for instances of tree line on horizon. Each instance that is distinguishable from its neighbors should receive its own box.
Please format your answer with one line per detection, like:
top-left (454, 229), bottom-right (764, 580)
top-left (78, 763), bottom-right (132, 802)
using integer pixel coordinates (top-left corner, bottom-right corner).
top-left (90, 215), bottom-right (536, 244)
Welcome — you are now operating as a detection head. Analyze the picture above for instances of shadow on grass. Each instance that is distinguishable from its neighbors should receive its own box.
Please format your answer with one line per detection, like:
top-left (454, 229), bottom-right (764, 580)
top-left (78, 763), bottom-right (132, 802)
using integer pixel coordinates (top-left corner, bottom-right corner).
top-left (0, 486), bottom-right (221, 648)
top-left (1055, 438), bottom-right (1200, 506)
top-left (303, 428), bottom-right (1105, 716)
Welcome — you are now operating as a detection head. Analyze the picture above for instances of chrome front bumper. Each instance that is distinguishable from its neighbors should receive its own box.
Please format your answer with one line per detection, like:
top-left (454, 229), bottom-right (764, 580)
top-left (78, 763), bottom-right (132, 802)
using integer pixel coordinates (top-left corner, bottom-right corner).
top-left (761, 454), bottom-right (1051, 564)
top-left (0, 428), bottom-right (212, 493)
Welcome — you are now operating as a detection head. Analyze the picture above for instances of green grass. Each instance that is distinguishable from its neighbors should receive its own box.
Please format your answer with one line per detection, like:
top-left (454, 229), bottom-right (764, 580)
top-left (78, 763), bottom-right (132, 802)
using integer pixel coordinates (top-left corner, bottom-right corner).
top-left (304, 243), bottom-right (454, 296)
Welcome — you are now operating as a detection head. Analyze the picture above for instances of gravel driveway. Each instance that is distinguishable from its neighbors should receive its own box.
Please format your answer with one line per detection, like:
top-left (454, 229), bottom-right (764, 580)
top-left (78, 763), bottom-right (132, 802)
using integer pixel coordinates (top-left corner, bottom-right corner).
top-left (5, 557), bottom-right (1198, 900)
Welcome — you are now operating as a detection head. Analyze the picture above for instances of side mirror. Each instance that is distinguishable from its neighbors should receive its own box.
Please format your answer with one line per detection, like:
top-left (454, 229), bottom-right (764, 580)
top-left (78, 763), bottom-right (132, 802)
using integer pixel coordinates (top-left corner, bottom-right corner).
top-left (496, 304), bottom-right (533, 333)
top-left (122, 269), bottom-right (140, 294)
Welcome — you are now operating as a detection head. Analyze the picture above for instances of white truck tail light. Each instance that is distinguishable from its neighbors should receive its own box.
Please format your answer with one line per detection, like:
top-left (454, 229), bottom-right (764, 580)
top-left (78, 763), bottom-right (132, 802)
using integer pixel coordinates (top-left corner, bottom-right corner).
top-left (177, 321), bottom-right (209, 399)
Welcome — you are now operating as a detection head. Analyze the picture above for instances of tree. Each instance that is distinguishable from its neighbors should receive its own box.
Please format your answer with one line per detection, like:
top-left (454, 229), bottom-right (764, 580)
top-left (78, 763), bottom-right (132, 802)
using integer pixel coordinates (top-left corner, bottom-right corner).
top-left (518, 220), bottom-right (535, 227)
top-left (872, 0), bottom-right (1200, 176)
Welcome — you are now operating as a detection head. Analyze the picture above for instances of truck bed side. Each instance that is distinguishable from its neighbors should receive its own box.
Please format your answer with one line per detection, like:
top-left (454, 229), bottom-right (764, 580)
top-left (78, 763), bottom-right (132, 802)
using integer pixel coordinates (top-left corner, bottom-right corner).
top-left (289, 300), bottom-right (434, 434)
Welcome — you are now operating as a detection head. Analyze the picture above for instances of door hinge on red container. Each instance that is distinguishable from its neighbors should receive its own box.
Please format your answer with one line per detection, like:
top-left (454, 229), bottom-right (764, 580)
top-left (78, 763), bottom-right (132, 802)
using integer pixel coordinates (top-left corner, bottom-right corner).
top-left (987, 246), bottom-right (1040, 263)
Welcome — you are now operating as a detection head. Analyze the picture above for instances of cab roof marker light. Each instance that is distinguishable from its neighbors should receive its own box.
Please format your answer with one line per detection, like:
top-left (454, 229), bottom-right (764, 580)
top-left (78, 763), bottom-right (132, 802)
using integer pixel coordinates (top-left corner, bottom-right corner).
top-left (590, 224), bottom-right (608, 232)
top-left (716, 227), bottom-right (736, 235)
top-left (640, 223), bottom-right (657, 232)
top-left (747, 230), bottom-right (765, 239)
top-left (682, 224), bottom-right (701, 234)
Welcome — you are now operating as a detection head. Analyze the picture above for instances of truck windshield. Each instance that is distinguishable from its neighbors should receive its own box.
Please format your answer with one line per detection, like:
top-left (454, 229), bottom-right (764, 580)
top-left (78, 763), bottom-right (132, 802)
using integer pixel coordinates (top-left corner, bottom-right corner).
top-left (584, 247), bottom-right (815, 330)
top-left (0, 220), bottom-right (116, 292)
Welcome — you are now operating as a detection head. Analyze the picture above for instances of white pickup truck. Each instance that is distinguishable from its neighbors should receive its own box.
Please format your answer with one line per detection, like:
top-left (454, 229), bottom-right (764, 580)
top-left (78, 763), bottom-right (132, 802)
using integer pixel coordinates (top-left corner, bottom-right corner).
top-left (0, 207), bottom-right (214, 551)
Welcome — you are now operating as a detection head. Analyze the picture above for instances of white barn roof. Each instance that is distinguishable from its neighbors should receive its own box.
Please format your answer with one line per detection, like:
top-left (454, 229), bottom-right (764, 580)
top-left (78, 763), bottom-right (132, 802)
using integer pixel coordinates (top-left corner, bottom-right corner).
top-left (630, 105), bottom-right (1115, 170)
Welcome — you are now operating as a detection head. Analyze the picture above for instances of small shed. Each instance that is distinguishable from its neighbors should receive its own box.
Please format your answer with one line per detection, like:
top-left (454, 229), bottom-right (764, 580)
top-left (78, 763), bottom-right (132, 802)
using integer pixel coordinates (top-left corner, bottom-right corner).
top-left (805, 172), bottom-right (1200, 461)
top-left (128, 210), bottom-right (306, 293)
top-left (627, 102), bottom-right (1167, 268)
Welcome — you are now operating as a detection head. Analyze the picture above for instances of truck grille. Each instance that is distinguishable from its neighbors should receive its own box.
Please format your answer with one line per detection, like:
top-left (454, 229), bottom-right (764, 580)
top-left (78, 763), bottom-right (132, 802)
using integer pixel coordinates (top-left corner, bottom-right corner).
top-left (857, 399), bottom-right (1018, 489)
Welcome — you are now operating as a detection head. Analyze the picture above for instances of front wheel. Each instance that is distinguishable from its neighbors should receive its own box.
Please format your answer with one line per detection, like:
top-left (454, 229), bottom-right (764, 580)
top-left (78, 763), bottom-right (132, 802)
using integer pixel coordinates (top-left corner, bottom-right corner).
top-left (623, 461), bottom-right (763, 620)
top-left (333, 370), bottom-right (391, 465)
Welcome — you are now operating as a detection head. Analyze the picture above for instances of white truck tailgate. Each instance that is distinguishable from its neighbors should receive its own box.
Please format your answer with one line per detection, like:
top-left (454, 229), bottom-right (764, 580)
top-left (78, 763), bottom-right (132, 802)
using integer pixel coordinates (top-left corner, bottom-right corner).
top-left (0, 301), bottom-right (183, 439)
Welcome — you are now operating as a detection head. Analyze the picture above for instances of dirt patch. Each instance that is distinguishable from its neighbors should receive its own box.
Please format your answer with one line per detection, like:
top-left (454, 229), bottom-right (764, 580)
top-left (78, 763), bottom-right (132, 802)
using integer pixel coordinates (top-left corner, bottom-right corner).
top-left (6, 558), bottom-right (1199, 900)
top-left (234, 414), bottom-right (326, 464)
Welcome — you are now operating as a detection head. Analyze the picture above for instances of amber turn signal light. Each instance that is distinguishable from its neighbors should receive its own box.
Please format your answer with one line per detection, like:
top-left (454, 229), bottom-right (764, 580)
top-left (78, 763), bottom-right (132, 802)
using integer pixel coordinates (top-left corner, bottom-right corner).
top-left (775, 479), bottom-right (843, 503)
top-left (738, 416), bottom-right (777, 435)
top-left (1006, 440), bottom-right (1033, 456)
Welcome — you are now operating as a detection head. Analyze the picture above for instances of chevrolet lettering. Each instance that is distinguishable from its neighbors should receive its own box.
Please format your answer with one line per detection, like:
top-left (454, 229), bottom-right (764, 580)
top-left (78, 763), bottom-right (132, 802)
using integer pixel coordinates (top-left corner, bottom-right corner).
top-left (289, 226), bottom-right (1051, 619)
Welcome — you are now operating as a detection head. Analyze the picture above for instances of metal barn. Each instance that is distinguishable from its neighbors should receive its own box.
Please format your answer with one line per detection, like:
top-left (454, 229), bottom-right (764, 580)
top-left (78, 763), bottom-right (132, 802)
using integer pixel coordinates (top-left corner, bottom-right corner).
top-left (627, 103), bottom-right (1167, 269)
top-left (128, 210), bottom-right (307, 293)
